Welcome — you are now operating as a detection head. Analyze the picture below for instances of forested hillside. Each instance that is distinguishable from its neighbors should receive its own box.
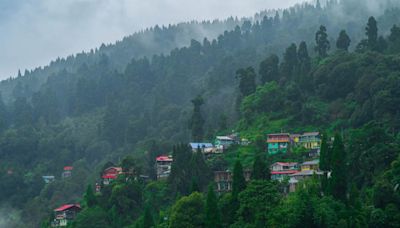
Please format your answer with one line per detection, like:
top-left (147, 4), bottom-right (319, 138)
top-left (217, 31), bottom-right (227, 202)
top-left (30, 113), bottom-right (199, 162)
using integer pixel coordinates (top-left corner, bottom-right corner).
top-left (1, 0), bottom-right (400, 227)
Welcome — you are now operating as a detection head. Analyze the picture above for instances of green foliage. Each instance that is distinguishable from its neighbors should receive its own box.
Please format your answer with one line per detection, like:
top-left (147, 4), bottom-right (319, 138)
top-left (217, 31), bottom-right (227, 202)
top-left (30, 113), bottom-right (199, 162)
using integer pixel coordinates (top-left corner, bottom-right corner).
top-left (169, 192), bottom-right (205, 228)
top-left (143, 205), bottom-right (154, 228)
top-left (315, 25), bottom-right (330, 58)
top-left (336, 30), bottom-right (351, 51)
top-left (259, 54), bottom-right (279, 84)
top-left (205, 185), bottom-right (221, 228)
top-left (189, 96), bottom-right (205, 141)
top-left (73, 206), bottom-right (109, 228)
top-left (237, 67), bottom-right (257, 97)
top-left (83, 184), bottom-right (97, 208)
top-left (232, 160), bottom-right (246, 199)
top-left (329, 133), bottom-right (347, 201)
top-left (234, 180), bottom-right (280, 227)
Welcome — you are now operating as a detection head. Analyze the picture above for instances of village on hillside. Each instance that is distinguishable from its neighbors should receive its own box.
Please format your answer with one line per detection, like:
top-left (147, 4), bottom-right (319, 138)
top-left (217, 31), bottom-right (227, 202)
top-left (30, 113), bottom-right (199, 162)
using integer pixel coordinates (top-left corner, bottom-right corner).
top-left (48, 131), bottom-right (323, 227)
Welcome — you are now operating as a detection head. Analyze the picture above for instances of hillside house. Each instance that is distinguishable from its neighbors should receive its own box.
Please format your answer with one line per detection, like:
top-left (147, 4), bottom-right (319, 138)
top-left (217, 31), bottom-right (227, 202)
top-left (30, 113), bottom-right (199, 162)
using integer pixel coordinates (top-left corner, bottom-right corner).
top-left (267, 133), bottom-right (290, 154)
top-left (61, 166), bottom-right (73, 179)
top-left (270, 162), bottom-right (299, 181)
top-left (299, 132), bottom-right (321, 149)
top-left (156, 155), bottom-right (173, 180)
top-left (42, 176), bottom-right (55, 184)
top-left (102, 167), bottom-right (123, 185)
top-left (214, 169), bottom-right (251, 194)
top-left (215, 136), bottom-right (236, 148)
top-left (301, 160), bottom-right (320, 171)
top-left (288, 160), bottom-right (322, 192)
top-left (189, 143), bottom-right (214, 153)
top-left (52, 204), bottom-right (81, 227)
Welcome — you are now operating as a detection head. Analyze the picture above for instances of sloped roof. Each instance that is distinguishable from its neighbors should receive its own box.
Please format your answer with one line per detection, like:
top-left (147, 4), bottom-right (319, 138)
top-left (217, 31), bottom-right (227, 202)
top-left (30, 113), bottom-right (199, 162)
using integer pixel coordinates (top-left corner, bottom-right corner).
top-left (216, 136), bottom-right (234, 141)
top-left (156, 155), bottom-right (173, 162)
top-left (54, 204), bottom-right (81, 212)
top-left (273, 162), bottom-right (298, 167)
top-left (302, 160), bottom-right (319, 166)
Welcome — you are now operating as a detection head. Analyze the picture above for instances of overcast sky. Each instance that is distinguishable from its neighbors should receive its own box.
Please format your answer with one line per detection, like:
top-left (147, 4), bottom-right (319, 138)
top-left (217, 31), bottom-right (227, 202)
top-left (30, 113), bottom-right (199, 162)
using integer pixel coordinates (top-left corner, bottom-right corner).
top-left (0, 0), bottom-right (305, 79)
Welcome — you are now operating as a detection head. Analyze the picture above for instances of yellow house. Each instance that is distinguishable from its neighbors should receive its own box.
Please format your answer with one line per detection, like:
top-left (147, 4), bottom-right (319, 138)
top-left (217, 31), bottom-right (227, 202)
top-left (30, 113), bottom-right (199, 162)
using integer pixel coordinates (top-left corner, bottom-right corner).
top-left (301, 160), bottom-right (319, 171)
top-left (299, 132), bottom-right (321, 149)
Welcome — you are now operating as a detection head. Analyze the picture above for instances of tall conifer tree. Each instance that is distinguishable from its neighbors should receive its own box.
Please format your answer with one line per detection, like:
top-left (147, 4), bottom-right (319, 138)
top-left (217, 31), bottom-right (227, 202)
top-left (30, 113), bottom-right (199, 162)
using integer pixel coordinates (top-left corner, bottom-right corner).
top-left (205, 184), bottom-right (221, 228)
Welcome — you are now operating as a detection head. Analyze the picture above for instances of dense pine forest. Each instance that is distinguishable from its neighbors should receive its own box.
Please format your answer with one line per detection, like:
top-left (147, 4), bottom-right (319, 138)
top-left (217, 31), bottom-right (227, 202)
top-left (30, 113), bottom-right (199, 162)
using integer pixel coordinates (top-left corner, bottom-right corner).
top-left (1, 0), bottom-right (400, 227)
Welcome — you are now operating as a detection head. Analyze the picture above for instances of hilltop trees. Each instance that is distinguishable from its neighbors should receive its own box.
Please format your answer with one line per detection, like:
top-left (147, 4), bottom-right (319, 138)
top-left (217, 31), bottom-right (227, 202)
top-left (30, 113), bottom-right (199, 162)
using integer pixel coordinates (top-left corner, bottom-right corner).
top-left (259, 54), bottom-right (279, 84)
top-left (315, 25), bottom-right (330, 58)
top-left (366, 16), bottom-right (378, 50)
top-left (336, 30), bottom-right (351, 51)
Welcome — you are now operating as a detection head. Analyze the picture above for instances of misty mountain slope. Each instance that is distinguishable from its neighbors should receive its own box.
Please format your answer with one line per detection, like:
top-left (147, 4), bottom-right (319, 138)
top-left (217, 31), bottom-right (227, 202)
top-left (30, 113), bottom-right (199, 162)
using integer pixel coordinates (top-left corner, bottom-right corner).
top-left (1, 0), bottom-right (400, 227)
top-left (0, 19), bottom-right (240, 103)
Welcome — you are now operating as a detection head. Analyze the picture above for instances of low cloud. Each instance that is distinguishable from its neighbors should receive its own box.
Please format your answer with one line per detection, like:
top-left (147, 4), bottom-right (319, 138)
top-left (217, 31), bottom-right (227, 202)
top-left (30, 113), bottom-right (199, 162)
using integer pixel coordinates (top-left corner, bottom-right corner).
top-left (0, 0), bottom-right (304, 79)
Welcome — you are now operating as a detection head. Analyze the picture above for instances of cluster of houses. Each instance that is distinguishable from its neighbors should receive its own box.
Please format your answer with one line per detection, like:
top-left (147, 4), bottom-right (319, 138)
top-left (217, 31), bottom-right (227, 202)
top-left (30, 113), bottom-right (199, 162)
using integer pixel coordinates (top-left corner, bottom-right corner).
top-left (267, 132), bottom-right (321, 155)
top-left (212, 159), bottom-right (322, 194)
top-left (49, 132), bottom-right (321, 226)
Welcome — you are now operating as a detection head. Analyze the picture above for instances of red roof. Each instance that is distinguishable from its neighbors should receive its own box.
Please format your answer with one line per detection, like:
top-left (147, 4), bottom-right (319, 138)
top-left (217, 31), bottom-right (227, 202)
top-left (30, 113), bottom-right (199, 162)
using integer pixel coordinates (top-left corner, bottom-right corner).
top-left (54, 204), bottom-right (81, 212)
top-left (64, 166), bottom-right (73, 171)
top-left (102, 174), bottom-right (118, 179)
top-left (271, 170), bottom-right (299, 175)
top-left (156, 155), bottom-right (173, 162)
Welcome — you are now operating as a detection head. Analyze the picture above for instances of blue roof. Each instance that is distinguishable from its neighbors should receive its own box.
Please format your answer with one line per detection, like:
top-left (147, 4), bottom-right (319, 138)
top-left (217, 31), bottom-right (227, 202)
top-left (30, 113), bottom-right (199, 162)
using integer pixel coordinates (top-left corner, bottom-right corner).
top-left (189, 143), bottom-right (213, 149)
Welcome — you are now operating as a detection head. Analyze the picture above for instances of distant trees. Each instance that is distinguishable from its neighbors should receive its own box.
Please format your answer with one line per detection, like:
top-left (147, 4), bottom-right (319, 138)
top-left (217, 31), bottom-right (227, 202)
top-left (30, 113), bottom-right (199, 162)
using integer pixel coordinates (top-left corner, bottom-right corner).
top-left (281, 43), bottom-right (298, 80)
top-left (366, 16), bottom-right (378, 50)
top-left (237, 67), bottom-right (257, 97)
top-left (315, 25), bottom-right (330, 58)
top-left (336, 30), bottom-right (351, 51)
top-left (259, 54), bottom-right (279, 84)
top-left (189, 95), bottom-right (205, 142)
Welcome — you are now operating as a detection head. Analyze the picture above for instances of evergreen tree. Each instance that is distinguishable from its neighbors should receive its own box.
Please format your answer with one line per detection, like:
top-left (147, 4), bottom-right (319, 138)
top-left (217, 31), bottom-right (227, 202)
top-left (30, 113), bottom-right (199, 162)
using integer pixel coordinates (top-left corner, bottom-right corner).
top-left (84, 184), bottom-right (97, 208)
top-left (143, 205), bottom-right (154, 228)
top-left (0, 93), bottom-right (8, 131)
top-left (336, 30), bottom-right (351, 51)
top-left (281, 43), bottom-right (298, 80)
top-left (329, 133), bottom-right (347, 201)
top-left (232, 160), bottom-right (246, 199)
top-left (297, 41), bottom-right (311, 75)
top-left (205, 184), bottom-right (221, 228)
top-left (319, 132), bottom-right (330, 171)
top-left (189, 96), bottom-right (205, 141)
top-left (189, 148), bottom-right (212, 191)
top-left (190, 177), bottom-right (200, 193)
top-left (315, 25), bottom-right (330, 58)
top-left (388, 25), bottom-right (400, 52)
top-left (366, 16), bottom-right (378, 50)
top-left (237, 67), bottom-right (257, 97)
top-left (252, 136), bottom-right (268, 180)
top-left (169, 144), bottom-right (192, 195)
top-left (259, 54), bottom-right (279, 84)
